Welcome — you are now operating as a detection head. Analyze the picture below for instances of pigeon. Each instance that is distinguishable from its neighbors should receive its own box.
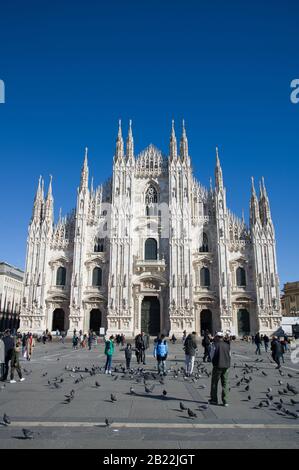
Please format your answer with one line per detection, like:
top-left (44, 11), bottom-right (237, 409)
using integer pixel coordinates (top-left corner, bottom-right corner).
top-left (287, 383), bottom-right (298, 395)
top-left (286, 410), bottom-right (299, 419)
top-left (290, 399), bottom-right (299, 405)
top-left (245, 385), bottom-right (250, 392)
top-left (130, 387), bottom-right (135, 395)
top-left (278, 380), bottom-right (284, 386)
top-left (95, 381), bottom-right (101, 388)
top-left (180, 402), bottom-right (187, 411)
top-left (162, 390), bottom-right (167, 397)
top-left (198, 404), bottom-right (209, 411)
top-left (3, 413), bottom-right (11, 425)
top-left (262, 371), bottom-right (267, 377)
top-left (42, 372), bottom-right (48, 377)
top-left (22, 428), bottom-right (34, 439)
top-left (248, 395), bottom-right (251, 401)
top-left (288, 374), bottom-right (293, 379)
top-left (60, 378), bottom-right (64, 383)
top-left (105, 418), bottom-right (110, 427)
top-left (187, 408), bottom-right (197, 418)
top-left (111, 394), bottom-right (117, 403)
top-left (114, 376), bottom-right (118, 381)
top-left (267, 387), bottom-right (272, 393)
top-left (54, 382), bottom-right (60, 389)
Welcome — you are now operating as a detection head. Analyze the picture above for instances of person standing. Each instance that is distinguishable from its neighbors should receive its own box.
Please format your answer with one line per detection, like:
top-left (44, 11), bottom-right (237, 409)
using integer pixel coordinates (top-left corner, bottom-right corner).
top-left (88, 331), bottom-right (93, 351)
top-left (10, 336), bottom-right (25, 384)
top-left (271, 335), bottom-right (282, 369)
top-left (263, 334), bottom-right (270, 353)
top-left (124, 343), bottom-right (133, 370)
top-left (184, 332), bottom-right (198, 377)
top-left (254, 332), bottom-right (262, 355)
top-left (0, 334), bottom-right (5, 381)
top-left (202, 330), bottom-right (211, 363)
top-left (26, 333), bottom-right (34, 361)
top-left (2, 329), bottom-right (15, 381)
top-left (135, 332), bottom-right (148, 365)
top-left (209, 332), bottom-right (231, 406)
top-left (153, 334), bottom-right (168, 376)
top-left (104, 335), bottom-right (115, 374)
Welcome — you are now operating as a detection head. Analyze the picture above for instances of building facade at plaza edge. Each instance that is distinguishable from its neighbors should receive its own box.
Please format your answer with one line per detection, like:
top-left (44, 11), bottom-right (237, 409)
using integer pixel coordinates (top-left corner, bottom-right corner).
top-left (20, 121), bottom-right (282, 337)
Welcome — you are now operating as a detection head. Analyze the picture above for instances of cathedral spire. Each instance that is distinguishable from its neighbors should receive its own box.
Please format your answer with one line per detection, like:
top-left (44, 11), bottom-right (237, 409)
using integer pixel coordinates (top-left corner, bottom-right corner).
top-left (45, 175), bottom-right (54, 223)
top-left (180, 119), bottom-right (189, 161)
top-left (169, 119), bottom-right (177, 161)
top-left (80, 147), bottom-right (89, 191)
top-left (115, 119), bottom-right (124, 162)
top-left (215, 146), bottom-right (224, 191)
top-left (32, 175), bottom-right (43, 221)
top-left (259, 176), bottom-right (272, 227)
top-left (250, 177), bottom-right (260, 227)
top-left (126, 119), bottom-right (134, 162)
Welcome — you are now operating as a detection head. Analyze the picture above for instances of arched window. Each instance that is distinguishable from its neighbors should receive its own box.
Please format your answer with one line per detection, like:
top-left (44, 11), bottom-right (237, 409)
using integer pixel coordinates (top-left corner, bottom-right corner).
top-left (56, 267), bottom-right (66, 286)
top-left (92, 267), bottom-right (102, 287)
top-left (145, 238), bottom-right (158, 260)
top-left (94, 238), bottom-right (104, 253)
top-left (145, 185), bottom-right (158, 216)
top-left (200, 267), bottom-right (210, 287)
top-left (236, 267), bottom-right (246, 287)
top-left (200, 233), bottom-right (209, 252)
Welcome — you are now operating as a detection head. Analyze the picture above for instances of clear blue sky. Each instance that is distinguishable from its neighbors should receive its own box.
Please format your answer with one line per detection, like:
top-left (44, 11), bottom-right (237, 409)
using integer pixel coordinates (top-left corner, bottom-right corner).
top-left (0, 0), bottom-right (298, 288)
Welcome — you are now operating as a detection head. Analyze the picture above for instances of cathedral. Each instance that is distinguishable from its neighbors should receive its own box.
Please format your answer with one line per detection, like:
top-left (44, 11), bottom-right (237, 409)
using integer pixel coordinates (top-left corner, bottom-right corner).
top-left (20, 121), bottom-right (282, 337)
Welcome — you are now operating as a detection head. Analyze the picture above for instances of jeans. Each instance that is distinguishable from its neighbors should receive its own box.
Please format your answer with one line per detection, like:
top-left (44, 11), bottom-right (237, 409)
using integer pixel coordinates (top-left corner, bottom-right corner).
top-left (157, 359), bottom-right (166, 375)
top-left (255, 344), bottom-right (261, 355)
top-left (126, 358), bottom-right (131, 369)
top-left (10, 354), bottom-right (22, 380)
top-left (185, 355), bottom-right (195, 375)
top-left (264, 343), bottom-right (269, 352)
top-left (210, 367), bottom-right (229, 404)
top-left (203, 347), bottom-right (211, 362)
top-left (105, 355), bottom-right (112, 372)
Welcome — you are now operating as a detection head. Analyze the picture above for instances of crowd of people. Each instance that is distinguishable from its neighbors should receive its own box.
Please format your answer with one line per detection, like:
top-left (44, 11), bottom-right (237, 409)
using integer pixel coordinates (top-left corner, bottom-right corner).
top-left (0, 326), bottom-right (294, 408)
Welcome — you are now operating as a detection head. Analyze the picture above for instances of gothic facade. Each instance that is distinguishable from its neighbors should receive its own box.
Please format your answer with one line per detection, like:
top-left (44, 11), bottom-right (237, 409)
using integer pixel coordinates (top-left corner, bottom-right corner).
top-left (20, 121), bottom-right (282, 337)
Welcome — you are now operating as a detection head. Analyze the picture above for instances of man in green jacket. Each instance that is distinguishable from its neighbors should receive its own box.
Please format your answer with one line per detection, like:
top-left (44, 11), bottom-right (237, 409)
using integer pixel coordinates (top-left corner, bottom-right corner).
top-left (104, 335), bottom-right (115, 374)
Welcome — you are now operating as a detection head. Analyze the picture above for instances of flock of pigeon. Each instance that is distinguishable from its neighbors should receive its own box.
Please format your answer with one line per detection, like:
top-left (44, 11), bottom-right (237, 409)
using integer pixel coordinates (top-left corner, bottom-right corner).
top-left (1, 349), bottom-right (299, 440)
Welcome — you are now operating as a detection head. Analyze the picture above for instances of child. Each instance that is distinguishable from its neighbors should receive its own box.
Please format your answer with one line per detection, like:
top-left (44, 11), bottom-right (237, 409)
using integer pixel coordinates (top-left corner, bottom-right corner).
top-left (124, 343), bottom-right (133, 370)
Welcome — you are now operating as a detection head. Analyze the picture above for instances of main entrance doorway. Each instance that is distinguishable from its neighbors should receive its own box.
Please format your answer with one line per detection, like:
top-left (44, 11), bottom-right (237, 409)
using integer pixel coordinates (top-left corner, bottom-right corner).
top-left (52, 309), bottom-right (65, 332)
top-left (200, 309), bottom-right (213, 335)
top-left (141, 297), bottom-right (160, 336)
top-left (237, 309), bottom-right (250, 336)
top-left (90, 309), bottom-right (102, 334)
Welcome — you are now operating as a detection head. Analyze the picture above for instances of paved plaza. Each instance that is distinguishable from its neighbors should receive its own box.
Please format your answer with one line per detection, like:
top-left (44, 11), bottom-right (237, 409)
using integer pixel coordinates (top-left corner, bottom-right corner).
top-left (0, 338), bottom-right (298, 449)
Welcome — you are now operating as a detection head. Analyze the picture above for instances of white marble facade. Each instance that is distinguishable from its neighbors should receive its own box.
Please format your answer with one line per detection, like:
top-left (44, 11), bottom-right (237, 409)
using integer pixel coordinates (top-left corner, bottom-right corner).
top-left (20, 121), bottom-right (282, 337)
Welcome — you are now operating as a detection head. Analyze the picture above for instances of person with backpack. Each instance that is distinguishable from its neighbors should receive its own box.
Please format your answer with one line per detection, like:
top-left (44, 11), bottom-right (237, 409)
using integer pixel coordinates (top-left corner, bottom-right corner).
top-left (209, 332), bottom-right (231, 406)
top-left (153, 334), bottom-right (168, 376)
top-left (104, 335), bottom-right (115, 374)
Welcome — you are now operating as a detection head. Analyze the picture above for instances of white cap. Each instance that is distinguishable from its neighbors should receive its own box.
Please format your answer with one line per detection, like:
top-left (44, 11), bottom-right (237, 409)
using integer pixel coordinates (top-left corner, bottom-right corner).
top-left (216, 332), bottom-right (224, 337)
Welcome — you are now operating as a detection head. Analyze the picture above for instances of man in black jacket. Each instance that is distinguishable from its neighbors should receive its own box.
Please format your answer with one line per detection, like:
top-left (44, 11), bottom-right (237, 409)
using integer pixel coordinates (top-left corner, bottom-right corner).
top-left (2, 329), bottom-right (15, 382)
top-left (209, 332), bottom-right (231, 406)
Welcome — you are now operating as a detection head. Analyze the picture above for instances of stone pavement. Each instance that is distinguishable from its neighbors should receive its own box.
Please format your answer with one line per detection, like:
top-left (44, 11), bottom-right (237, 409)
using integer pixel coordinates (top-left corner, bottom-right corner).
top-left (0, 338), bottom-right (298, 449)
